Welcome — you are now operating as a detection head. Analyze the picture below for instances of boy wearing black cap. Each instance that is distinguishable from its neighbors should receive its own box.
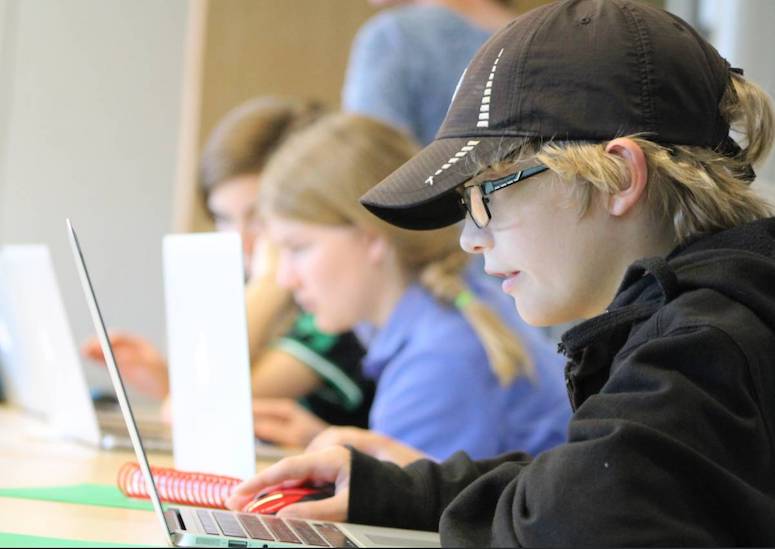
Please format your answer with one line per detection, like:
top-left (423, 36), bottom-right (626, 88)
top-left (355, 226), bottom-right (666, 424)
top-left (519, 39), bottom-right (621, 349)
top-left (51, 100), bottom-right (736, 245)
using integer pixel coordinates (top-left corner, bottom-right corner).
top-left (227, 0), bottom-right (775, 545)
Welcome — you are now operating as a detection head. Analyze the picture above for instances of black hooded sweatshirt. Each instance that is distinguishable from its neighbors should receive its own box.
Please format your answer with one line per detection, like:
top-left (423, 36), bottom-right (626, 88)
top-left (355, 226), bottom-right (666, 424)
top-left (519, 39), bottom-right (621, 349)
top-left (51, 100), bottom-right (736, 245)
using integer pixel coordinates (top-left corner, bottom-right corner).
top-left (347, 217), bottom-right (775, 546)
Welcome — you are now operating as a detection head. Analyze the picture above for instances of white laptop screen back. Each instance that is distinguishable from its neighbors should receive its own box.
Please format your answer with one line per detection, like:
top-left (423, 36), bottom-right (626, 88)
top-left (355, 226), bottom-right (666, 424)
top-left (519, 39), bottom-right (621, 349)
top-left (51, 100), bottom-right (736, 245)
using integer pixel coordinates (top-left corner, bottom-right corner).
top-left (163, 233), bottom-right (255, 479)
top-left (0, 245), bottom-right (100, 444)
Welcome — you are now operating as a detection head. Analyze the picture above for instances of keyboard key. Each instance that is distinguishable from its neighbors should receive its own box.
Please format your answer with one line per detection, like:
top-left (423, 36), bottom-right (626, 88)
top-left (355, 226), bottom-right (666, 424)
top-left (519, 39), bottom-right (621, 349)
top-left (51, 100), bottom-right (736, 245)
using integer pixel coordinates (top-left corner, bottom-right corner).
top-left (314, 523), bottom-right (358, 547)
top-left (287, 519), bottom-right (329, 546)
top-left (196, 509), bottom-right (221, 536)
top-left (212, 511), bottom-right (247, 538)
top-left (237, 513), bottom-right (274, 541)
top-left (262, 516), bottom-right (301, 544)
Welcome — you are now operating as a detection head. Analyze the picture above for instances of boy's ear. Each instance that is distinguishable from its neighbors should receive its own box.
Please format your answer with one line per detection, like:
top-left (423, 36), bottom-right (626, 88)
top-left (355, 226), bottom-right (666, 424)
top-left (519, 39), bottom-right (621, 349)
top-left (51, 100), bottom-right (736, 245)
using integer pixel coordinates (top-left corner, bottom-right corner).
top-left (604, 138), bottom-right (649, 217)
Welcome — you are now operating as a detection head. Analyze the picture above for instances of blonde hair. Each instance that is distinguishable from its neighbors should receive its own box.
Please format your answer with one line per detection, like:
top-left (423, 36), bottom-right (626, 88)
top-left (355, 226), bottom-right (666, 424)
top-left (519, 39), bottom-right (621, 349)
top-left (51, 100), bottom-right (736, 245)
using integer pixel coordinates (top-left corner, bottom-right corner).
top-left (471, 72), bottom-right (775, 243)
top-left (259, 113), bottom-right (531, 385)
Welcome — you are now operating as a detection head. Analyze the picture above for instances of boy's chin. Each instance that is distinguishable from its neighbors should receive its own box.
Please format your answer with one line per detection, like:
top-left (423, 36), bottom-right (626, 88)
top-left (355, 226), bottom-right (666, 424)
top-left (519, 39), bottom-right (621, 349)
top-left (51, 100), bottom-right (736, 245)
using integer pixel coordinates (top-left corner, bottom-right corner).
top-left (515, 300), bottom-right (565, 328)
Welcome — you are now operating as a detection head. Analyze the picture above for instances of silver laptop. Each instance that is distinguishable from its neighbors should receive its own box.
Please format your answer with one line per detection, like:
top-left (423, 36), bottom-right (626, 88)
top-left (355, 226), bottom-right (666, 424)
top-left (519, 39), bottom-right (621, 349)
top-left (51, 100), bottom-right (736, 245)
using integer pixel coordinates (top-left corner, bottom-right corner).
top-left (165, 232), bottom-right (259, 478)
top-left (67, 219), bottom-right (440, 548)
top-left (0, 244), bottom-right (170, 450)
top-left (163, 232), bottom-right (291, 473)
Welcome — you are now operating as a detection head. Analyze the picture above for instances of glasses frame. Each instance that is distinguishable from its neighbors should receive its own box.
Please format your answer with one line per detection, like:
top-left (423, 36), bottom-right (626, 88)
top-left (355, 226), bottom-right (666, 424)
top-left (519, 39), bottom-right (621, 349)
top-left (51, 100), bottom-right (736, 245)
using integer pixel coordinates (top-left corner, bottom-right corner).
top-left (460, 164), bottom-right (549, 228)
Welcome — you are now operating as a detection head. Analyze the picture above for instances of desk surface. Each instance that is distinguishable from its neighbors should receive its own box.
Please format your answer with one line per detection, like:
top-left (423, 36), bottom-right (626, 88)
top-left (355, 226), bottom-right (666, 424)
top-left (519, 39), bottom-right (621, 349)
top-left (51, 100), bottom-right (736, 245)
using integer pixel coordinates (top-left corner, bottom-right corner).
top-left (0, 405), bottom-right (274, 546)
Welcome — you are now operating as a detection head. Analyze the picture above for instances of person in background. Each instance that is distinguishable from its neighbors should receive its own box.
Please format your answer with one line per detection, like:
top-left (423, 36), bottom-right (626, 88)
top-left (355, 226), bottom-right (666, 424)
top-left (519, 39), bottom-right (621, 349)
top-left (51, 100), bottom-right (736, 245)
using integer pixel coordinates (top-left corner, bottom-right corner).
top-left (343, 0), bottom-right (533, 146)
top-left (226, 1), bottom-right (775, 545)
top-left (250, 112), bottom-right (570, 460)
top-left (82, 97), bottom-right (375, 439)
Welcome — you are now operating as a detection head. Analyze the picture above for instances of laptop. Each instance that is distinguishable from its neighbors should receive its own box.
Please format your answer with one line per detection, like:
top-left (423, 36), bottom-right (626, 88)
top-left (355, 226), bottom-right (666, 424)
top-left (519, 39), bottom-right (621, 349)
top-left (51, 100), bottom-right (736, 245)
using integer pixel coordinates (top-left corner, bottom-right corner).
top-left (163, 232), bottom-right (261, 478)
top-left (67, 219), bottom-right (440, 548)
top-left (89, 232), bottom-right (287, 462)
top-left (0, 244), bottom-right (170, 449)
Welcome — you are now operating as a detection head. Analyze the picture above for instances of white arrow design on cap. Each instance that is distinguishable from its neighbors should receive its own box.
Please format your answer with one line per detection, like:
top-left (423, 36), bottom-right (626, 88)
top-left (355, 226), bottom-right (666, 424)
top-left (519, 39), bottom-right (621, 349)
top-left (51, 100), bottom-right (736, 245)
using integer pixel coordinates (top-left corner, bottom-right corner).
top-left (423, 50), bottom-right (503, 186)
top-left (424, 140), bottom-right (481, 186)
top-left (477, 48), bottom-right (504, 128)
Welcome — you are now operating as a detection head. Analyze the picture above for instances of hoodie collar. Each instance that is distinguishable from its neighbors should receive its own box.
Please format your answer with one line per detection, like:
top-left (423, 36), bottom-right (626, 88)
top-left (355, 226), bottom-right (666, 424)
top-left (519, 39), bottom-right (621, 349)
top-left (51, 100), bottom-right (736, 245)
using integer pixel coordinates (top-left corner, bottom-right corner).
top-left (560, 217), bottom-right (775, 359)
top-left (557, 218), bottom-right (775, 411)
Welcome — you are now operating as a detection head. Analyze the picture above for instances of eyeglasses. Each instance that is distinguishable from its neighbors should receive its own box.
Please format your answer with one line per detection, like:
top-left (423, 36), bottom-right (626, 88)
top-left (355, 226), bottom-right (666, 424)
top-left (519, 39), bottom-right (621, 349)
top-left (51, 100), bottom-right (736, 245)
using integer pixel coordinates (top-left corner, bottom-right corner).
top-left (460, 164), bottom-right (549, 228)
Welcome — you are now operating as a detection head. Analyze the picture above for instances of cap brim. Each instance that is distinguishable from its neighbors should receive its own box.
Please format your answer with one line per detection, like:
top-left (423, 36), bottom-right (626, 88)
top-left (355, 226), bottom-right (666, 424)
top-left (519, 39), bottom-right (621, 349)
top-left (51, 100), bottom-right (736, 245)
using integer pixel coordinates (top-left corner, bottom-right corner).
top-left (360, 136), bottom-right (507, 230)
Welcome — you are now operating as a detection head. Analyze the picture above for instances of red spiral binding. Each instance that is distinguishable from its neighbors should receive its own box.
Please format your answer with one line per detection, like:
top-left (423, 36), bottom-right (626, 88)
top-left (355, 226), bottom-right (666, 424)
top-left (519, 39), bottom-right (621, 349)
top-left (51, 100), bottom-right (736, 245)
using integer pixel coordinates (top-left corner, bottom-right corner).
top-left (117, 462), bottom-right (243, 509)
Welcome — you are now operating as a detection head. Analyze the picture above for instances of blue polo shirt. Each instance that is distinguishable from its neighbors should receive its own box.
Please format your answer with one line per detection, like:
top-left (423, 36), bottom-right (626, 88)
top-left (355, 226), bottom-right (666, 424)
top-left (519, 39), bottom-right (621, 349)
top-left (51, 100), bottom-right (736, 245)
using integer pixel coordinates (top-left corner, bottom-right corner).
top-left (359, 271), bottom-right (571, 460)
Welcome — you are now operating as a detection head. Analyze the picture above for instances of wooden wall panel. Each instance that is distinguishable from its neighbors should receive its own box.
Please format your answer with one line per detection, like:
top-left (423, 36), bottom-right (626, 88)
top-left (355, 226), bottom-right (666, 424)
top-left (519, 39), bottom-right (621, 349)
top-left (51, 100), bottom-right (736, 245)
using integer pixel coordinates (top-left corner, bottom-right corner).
top-left (175, 0), bottom-right (376, 232)
top-left (200, 0), bottom-right (376, 141)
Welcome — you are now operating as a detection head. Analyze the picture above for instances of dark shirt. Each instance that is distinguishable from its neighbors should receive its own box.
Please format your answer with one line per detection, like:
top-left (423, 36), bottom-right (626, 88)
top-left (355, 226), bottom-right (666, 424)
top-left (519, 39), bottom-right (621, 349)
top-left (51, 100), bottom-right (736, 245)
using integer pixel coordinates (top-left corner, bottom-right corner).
top-left (347, 217), bottom-right (775, 546)
top-left (276, 313), bottom-right (374, 428)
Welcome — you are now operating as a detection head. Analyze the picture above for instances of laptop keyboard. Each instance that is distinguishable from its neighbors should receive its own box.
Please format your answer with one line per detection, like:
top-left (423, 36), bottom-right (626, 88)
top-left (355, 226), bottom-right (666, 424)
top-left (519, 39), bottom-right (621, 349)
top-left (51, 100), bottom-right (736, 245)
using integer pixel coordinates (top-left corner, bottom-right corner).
top-left (286, 519), bottom-right (328, 546)
top-left (191, 508), bottom-right (356, 547)
top-left (261, 516), bottom-right (301, 544)
top-left (195, 509), bottom-right (220, 536)
top-left (314, 523), bottom-right (359, 548)
top-left (212, 511), bottom-right (247, 538)
top-left (235, 513), bottom-right (274, 541)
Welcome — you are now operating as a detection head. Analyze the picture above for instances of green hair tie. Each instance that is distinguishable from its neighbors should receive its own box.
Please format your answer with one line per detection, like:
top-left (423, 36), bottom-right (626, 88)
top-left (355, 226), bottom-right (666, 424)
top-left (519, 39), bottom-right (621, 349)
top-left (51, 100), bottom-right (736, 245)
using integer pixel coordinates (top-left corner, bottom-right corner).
top-left (454, 290), bottom-right (473, 309)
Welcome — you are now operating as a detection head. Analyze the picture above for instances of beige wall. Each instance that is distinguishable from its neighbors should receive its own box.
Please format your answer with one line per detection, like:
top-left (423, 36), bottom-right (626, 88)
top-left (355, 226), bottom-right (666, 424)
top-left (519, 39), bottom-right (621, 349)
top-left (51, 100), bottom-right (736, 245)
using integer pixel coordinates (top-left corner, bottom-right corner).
top-left (0, 0), bottom-right (188, 392)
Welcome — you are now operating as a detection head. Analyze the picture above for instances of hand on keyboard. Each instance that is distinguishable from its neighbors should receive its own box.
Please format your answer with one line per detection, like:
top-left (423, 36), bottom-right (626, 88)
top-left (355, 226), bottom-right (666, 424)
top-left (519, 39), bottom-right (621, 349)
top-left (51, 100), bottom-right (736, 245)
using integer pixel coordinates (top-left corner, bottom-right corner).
top-left (242, 483), bottom-right (336, 515)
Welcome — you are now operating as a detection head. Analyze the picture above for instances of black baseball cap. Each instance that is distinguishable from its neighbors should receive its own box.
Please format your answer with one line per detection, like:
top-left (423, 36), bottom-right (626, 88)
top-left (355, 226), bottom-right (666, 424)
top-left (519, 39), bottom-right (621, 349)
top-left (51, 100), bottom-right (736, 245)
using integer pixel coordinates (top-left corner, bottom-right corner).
top-left (360, 0), bottom-right (737, 230)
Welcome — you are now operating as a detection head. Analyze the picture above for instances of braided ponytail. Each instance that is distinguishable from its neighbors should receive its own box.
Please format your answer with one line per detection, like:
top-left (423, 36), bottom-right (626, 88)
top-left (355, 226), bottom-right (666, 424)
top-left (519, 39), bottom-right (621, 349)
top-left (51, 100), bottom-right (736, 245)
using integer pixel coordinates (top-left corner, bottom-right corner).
top-left (418, 249), bottom-right (533, 386)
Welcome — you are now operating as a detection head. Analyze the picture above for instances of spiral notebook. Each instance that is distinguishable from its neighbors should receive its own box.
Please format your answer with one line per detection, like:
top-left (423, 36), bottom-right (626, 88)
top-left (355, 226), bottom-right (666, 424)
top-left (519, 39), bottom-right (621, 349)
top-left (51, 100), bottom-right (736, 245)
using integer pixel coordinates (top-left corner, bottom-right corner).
top-left (117, 462), bottom-right (241, 510)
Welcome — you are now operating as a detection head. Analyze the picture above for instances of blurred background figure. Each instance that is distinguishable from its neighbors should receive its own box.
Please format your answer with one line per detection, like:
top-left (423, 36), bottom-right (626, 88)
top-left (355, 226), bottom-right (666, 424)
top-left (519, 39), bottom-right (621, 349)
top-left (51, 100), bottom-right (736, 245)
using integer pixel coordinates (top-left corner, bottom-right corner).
top-left (343, 0), bottom-right (541, 145)
top-left (82, 97), bottom-right (376, 437)
top-left (253, 112), bottom-right (571, 459)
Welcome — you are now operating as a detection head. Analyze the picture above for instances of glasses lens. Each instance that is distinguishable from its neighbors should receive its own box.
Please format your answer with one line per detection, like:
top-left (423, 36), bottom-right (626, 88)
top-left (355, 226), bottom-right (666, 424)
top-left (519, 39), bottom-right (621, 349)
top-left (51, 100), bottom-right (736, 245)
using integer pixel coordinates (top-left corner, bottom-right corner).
top-left (465, 186), bottom-right (490, 228)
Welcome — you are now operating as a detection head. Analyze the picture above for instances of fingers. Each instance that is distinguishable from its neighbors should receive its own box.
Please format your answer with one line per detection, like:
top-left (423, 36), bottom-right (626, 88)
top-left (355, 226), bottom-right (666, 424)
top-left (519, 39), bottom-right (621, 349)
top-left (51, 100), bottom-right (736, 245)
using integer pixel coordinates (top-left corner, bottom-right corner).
top-left (226, 447), bottom-right (351, 511)
top-left (81, 337), bottom-right (104, 361)
top-left (277, 490), bottom-right (349, 522)
top-left (306, 427), bottom-right (354, 453)
top-left (254, 417), bottom-right (295, 446)
top-left (306, 427), bottom-right (373, 455)
top-left (253, 399), bottom-right (297, 444)
top-left (252, 398), bottom-right (298, 419)
top-left (81, 331), bottom-right (136, 362)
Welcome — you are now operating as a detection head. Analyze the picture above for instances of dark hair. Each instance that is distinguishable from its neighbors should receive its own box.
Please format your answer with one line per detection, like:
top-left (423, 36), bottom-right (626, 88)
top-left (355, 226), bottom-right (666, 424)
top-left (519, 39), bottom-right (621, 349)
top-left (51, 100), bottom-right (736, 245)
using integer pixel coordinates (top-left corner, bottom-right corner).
top-left (198, 97), bottom-right (326, 200)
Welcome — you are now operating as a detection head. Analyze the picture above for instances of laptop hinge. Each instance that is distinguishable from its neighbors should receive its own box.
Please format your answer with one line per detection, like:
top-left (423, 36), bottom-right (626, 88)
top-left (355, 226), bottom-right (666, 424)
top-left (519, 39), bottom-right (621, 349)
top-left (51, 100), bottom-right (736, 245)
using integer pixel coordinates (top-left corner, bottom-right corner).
top-left (164, 509), bottom-right (187, 532)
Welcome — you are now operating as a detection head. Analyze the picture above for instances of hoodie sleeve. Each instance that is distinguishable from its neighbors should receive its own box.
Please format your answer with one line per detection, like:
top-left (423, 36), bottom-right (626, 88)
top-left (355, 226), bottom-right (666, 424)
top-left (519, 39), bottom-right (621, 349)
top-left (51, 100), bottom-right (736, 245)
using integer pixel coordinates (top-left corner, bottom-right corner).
top-left (349, 317), bottom-right (775, 546)
top-left (347, 448), bottom-right (533, 532)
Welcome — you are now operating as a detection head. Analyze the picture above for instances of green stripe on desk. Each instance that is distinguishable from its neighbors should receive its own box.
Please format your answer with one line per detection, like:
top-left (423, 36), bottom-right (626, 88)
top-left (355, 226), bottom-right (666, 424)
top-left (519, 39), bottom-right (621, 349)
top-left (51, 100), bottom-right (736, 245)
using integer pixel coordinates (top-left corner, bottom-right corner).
top-left (0, 483), bottom-right (153, 511)
top-left (0, 532), bottom-right (151, 548)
